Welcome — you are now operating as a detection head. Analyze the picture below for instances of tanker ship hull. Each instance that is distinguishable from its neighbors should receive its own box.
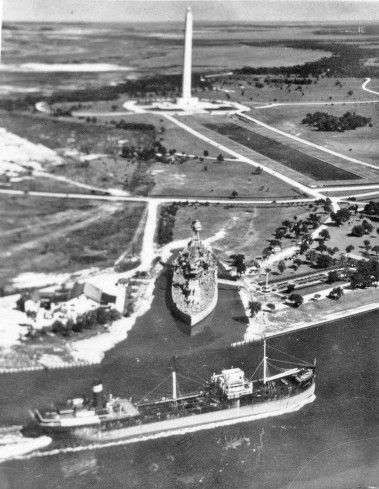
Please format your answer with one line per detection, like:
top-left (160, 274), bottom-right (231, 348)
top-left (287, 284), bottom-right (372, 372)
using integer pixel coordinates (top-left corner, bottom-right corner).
top-left (73, 382), bottom-right (315, 443)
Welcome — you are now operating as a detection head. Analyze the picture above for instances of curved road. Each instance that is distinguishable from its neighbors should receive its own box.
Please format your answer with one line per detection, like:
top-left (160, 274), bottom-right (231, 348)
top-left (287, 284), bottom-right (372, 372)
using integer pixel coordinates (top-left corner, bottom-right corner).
top-left (362, 77), bottom-right (379, 96)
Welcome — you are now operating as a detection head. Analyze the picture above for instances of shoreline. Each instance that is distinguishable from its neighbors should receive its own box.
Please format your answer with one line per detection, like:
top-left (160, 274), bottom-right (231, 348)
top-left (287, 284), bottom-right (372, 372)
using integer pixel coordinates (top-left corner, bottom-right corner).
top-left (231, 301), bottom-right (379, 347)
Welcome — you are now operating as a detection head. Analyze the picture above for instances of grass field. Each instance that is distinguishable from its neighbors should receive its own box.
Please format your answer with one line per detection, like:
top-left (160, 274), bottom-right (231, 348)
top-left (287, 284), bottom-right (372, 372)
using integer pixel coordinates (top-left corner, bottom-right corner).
top-left (149, 158), bottom-right (303, 199)
top-left (170, 203), bottom-right (310, 263)
top-left (0, 195), bottom-right (145, 288)
top-left (248, 102), bottom-right (379, 169)
top-left (207, 76), bottom-right (375, 105)
top-left (204, 122), bottom-right (361, 181)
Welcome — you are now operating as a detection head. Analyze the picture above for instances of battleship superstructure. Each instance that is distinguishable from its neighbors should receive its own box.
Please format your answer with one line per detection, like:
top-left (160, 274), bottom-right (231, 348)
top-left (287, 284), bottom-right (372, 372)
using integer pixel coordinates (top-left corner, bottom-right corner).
top-left (170, 220), bottom-right (218, 328)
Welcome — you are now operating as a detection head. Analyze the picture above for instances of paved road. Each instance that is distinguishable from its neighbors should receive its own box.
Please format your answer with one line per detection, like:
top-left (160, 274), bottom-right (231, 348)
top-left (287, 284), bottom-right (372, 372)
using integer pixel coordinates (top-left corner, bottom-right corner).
top-left (362, 77), bottom-right (379, 96)
top-left (0, 187), bottom-right (316, 206)
top-left (254, 99), bottom-right (379, 109)
top-left (321, 184), bottom-right (379, 192)
top-left (238, 112), bottom-right (379, 171)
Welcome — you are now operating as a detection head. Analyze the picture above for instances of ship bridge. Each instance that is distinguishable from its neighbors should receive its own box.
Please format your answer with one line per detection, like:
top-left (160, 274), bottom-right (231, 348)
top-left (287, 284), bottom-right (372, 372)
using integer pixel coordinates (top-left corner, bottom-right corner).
top-left (213, 368), bottom-right (253, 400)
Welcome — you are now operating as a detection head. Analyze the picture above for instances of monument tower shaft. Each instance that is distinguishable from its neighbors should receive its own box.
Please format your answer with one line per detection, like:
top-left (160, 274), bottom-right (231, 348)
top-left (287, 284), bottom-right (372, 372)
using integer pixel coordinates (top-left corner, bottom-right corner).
top-left (182, 7), bottom-right (193, 99)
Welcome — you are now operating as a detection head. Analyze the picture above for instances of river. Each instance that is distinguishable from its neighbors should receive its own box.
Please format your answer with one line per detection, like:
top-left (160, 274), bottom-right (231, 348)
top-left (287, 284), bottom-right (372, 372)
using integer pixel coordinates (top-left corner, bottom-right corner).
top-left (0, 274), bottom-right (377, 489)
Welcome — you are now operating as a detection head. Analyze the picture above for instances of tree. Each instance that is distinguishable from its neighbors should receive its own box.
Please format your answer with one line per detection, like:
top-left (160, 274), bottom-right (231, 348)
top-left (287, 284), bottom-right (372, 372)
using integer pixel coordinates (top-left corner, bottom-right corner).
top-left (230, 254), bottom-right (246, 276)
top-left (203, 150), bottom-right (209, 157)
top-left (319, 229), bottom-right (331, 241)
top-left (316, 253), bottom-right (334, 269)
top-left (249, 301), bottom-right (262, 317)
top-left (331, 208), bottom-right (351, 226)
top-left (217, 153), bottom-right (224, 163)
top-left (306, 249), bottom-right (317, 263)
top-left (327, 270), bottom-right (340, 284)
top-left (329, 286), bottom-right (344, 300)
top-left (230, 190), bottom-right (239, 199)
top-left (372, 245), bottom-right (379, 256)
top-left (278, 260), bottom-right (286, 274)
top-left (346, 244), bottom-right (355, 255)
top-left (351, 224), bottom-right (365, 237)
top-left (286, 283), bottom-right (295, 293)
top-left (363, 240), bottom-right (371, 252)
top-left (362, 220), bottom-right (373, 234)
top-left (288, 293), bottom-right (304, 308)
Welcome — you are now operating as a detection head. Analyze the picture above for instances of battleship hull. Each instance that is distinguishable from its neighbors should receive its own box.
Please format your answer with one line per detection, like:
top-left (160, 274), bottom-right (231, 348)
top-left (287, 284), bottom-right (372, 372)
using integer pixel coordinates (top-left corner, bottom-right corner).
top-left (71, 382), bottom-right (315, 442)
top-left (169, 279), bottom-right (218, 328)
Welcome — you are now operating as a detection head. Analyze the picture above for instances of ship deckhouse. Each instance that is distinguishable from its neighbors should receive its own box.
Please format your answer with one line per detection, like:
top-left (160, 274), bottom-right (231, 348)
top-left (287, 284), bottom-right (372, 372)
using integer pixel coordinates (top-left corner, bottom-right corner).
top-left (213, 368), bottom-right (253, 400)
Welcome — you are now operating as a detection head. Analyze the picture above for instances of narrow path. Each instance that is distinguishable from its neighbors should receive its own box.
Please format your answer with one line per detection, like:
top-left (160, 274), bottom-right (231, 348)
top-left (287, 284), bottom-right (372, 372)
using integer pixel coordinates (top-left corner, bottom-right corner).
top-left (362, 77), bottom-right (379, 96)
top-left (238, 112), bottom-right (379, 171)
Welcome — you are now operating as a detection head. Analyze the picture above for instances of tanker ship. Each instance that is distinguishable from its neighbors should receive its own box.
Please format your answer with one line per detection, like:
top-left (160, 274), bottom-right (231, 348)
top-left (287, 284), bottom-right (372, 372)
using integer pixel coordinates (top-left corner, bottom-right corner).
top-left (30, 341), bottom-right (316, 442)
top-left (170, 220), bottom-right (218, 329)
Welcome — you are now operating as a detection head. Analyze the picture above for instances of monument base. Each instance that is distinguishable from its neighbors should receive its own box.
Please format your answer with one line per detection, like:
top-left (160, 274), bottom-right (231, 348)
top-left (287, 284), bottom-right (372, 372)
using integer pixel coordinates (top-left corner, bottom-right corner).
top-left (176, 96), bottom-right (199, 109)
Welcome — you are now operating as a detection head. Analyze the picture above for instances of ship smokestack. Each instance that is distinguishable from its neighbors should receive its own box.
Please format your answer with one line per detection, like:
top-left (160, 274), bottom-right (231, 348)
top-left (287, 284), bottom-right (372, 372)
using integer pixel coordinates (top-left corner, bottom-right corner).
top-left (92, 382), bottom-right (103, 408)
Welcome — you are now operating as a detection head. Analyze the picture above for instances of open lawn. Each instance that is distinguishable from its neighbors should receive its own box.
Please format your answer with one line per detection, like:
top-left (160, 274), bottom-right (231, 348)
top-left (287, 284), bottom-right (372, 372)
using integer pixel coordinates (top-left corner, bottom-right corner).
top-left (263, 287), bottom-right (379, 336)
top-left (206, 76), bottom-right (375, 105)
top-left (149, 157), bottom-right (303, 199)
top-left (169, 203), bottom-right (310, 263)
top-left (251, 102), bottom-right (379, 169)
top-left (324, 213), bottom-right (379, 258)
top-left (0, 195), bottom-right (145, 288)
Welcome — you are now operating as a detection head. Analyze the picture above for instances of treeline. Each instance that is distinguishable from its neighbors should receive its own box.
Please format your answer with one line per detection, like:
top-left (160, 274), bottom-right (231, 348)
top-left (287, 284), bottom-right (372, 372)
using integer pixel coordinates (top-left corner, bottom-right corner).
top-left (235, 41), bottom-right (378, 78)
top-left (51, 307), bottom-right (121, 337)
top-left (157, 204), bottom-right (179, 245)
top-left (302, 111), bottom-right (371, 132)
top-left (0, 72), bottom-right (210, 111)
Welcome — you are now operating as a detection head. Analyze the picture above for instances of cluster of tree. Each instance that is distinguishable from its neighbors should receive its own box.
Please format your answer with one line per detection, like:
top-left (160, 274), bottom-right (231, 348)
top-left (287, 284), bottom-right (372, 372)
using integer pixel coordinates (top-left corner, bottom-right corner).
top-left (305, 249), bottom-right (339, 268)
top-left (351, 219), bottom-right (374, 237)
top-left (302, 111), bottom-right (371, 132)
top-left (157, 204), bottom-right (178, 245)
top-left (121, 140), bottom-right (168, 161)
top-left (288, 293), bottom-right (304, 308)
top-left (112, 120), bottom-right (155, 132)
top-left (350, 259), bottom-right (379, 289)
top-left (263, 77), bottom-right (313, 85)
top-left (330, 208), bottom-right (351, 226)
top-left (363, 201), bottom-right (379, 218)
top-left (328, 286), bottom-right (344, 300)
top-left (50, 308), bottom-right (121, 337)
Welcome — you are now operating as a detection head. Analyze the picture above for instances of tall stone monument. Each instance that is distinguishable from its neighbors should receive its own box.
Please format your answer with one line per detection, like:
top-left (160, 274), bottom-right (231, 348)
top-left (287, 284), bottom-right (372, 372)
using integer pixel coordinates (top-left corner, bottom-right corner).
top-left (177, 7), bottom-right (199, 109)
top-left (0, 0), bottom-right (3, 63)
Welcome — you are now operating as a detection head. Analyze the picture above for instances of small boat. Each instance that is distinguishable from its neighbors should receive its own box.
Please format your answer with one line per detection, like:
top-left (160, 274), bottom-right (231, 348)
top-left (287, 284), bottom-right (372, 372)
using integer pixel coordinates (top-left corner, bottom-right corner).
top-left (29, 340), bottom-right (316, 442)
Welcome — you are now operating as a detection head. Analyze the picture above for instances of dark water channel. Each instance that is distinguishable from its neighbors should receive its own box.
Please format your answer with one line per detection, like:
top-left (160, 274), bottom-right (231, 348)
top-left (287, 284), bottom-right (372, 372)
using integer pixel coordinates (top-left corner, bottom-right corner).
top-left (0, 271), bottom-right (377, 489)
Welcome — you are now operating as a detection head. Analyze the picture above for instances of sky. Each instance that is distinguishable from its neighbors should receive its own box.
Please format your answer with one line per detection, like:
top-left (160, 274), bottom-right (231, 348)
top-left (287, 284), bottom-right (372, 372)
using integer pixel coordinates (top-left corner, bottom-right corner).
top-left (3, 0), bottom-right (379, 23)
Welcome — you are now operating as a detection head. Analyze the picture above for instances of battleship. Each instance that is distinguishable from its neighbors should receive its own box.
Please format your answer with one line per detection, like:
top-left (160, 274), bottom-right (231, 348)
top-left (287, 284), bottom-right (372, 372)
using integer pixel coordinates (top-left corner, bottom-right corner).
top-left (170, 220), bottom-right (218, 329)
top-left (30, 341), bottom-right (316, 442)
